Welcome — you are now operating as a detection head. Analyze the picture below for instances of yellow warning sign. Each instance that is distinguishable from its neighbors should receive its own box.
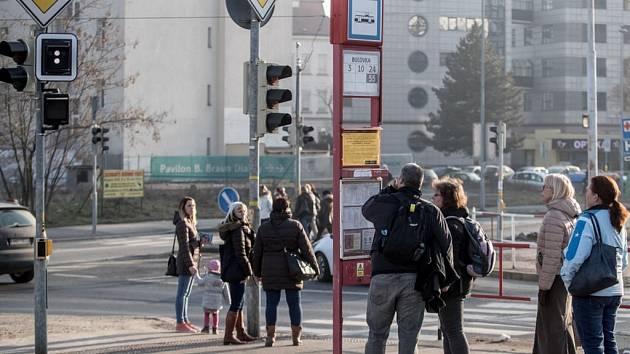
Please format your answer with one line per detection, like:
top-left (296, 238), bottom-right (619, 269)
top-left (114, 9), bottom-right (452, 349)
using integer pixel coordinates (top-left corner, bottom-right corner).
top-left (257, 0), bottom-right (270, 5)
top-left (33, 0), bottom-right (56, 13)
top-left (342, 129), bottom-right (381, 167)
top-left (356, 263), bottom-right (365, 277)
top-left (103, 170), bottom-right (144, 199)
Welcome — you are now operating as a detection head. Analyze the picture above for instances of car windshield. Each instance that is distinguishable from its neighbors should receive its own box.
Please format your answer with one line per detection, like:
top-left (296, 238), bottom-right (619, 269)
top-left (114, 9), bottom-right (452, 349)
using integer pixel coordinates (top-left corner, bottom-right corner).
top-left (0, 209), bottom-right (35, 228)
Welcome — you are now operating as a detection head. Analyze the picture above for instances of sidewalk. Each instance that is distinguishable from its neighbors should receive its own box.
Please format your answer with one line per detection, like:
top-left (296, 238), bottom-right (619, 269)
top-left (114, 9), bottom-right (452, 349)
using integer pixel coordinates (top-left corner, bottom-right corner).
top-left (0, 313), bottom-right (536, 354)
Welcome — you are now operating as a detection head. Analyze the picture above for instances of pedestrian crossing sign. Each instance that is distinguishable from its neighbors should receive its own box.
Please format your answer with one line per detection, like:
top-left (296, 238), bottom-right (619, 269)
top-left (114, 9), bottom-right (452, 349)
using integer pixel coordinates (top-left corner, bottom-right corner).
top-left (16, 0), bottom-right (72, 27)
top-left (247, 0), bottom-right (276, 21)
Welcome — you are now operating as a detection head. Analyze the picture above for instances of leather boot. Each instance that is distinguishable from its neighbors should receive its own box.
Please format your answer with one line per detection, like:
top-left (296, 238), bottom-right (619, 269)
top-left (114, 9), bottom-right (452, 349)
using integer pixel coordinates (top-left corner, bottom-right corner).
top-left (291, 325), bottom-right (302, 346)
top-left (235, 310), bottom-right (257, 342)
top-left (265, 326), bottom-right (276, 347)
top-left (223, 311), bottom-right (245, 345)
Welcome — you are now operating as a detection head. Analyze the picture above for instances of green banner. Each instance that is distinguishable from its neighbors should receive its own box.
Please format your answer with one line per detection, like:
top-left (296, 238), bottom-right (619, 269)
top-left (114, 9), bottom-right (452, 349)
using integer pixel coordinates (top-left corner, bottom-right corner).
top-left (150, 156), bottom-right (296, 181)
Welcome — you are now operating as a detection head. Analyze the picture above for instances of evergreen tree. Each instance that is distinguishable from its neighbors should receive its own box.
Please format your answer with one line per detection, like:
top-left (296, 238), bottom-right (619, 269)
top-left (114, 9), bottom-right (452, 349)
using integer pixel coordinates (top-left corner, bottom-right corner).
top-left (428, 24), bottom-right (522, 155)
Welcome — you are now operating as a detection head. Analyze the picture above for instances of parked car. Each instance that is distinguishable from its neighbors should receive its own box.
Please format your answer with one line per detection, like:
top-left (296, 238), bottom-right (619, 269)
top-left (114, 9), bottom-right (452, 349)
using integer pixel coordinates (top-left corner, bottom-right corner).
top-left (0, 201), bottom-right (36, 283)
top-left (312, 233), bottom-right (333, 282)
top-left (423, 168), bottom-right (439, 187)
top-left (447, 171), bottom-right (481, 184)
top-left (547, 165), bottom-right (581, 174)
top-left (432, 166), bottom-right (462, 178)
top-left (507, 171), bottom-right (546, 190)
top-left (517, 166), bottom-right (549, 174)
top-left (485, 165), bottom-right (515, 180)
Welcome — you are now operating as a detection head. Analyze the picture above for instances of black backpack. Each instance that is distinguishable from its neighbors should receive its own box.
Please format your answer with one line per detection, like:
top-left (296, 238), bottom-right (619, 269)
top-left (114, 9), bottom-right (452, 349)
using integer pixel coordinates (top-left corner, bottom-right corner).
top-left (378, 195), bottom-right (426, 265)
top-left (445, 216), bottom-right (496, 277)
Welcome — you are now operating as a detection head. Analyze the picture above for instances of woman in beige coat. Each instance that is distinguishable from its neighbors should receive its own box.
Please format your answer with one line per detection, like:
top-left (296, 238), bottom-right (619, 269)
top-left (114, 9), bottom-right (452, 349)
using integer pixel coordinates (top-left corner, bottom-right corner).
top-left (533, 173), bottom-right (580, 354)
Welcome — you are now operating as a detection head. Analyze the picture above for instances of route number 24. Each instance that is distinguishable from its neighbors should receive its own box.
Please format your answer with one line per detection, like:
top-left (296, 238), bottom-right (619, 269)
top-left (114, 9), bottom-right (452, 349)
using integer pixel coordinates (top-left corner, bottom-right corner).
top-left (347, 64), bottom-right (377, 73)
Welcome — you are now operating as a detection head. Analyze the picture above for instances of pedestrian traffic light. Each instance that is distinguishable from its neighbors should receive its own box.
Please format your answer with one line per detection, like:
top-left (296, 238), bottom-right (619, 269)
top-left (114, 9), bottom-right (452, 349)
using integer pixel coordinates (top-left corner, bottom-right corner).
top-left (282, 124), bottom-right (296, 147)
top-left (36, 33), bottom-right (78, 82)
top-left (257, 61), bottom-right (292, 137)
top-left (0, 39), bottom-right (35, 92)
top-left (91, 125), bottom-right (109, 152)
top-left (299, 124), bottom-right (315, 147)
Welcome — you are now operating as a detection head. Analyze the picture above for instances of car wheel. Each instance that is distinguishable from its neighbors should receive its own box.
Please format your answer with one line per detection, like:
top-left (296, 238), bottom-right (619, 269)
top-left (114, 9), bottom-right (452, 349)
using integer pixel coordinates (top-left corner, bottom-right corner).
top-left (10, 270), bottom-right (34, 283)
top-left (316, 252), bottom-right (332, 282)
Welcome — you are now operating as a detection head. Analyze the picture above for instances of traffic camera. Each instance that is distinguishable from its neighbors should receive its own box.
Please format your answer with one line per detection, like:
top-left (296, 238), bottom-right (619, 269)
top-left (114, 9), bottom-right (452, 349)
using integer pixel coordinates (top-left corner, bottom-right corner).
top-left (0, 39), bottom-right (35, 92)
top-left (256, 61), bottom-right (292, 137)
top-left (36, 33), bottom-right (77, 82)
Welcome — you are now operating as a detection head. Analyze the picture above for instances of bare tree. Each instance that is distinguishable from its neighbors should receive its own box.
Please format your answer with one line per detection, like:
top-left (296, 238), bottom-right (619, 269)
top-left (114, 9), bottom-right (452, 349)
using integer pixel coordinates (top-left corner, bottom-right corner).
top-left (0, 1), bottom-right (166, 210)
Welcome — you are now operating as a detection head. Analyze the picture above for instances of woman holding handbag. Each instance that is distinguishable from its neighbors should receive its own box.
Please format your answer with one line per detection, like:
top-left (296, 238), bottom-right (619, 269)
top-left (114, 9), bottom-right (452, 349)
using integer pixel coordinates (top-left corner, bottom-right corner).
top-left (174, 197), bottom-right (201, 333)
top-left (533, 173), bottom-right (580, 354)
top-left (218, 201), bottom-right (256, 345)
top-left (251, 197), bottom-right (319, 347)
top-left (561, 176), bottom-right (629, 354)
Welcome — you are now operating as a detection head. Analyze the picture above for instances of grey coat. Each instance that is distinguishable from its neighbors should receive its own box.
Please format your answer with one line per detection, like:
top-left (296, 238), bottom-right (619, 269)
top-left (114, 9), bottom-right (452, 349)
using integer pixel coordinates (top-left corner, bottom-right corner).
top-left (197, 273), bottom-right (230, 310)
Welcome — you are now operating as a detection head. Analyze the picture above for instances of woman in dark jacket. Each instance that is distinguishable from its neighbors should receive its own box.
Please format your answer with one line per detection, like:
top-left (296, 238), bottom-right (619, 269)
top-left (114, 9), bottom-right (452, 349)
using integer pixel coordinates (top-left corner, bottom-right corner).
top-left (174, 197), bottom-right (201, 333)
top-left (432, 178), bottom-right (473, 354)
top-left (251, 197), bottom-right (319, 347)
top-left (219, 201), bottom-right (256, 345)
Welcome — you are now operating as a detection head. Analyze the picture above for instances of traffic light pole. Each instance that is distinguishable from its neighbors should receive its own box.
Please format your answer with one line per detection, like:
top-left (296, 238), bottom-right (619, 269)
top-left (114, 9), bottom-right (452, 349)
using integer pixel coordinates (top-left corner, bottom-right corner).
top-left (246, 11), bottom-right (261, 337)
top-left (34, 80), bottom-right (47, 354)
top-left (480, 0), bottom-right (487, 210)
top-left (91, 97), bottom-right (98, 236)
top-left (295, 42), bottom-right (302, 193)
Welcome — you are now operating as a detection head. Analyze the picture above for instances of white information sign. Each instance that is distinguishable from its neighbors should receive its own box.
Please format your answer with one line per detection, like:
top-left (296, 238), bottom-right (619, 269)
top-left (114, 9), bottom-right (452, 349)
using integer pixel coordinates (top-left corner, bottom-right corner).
top-left (343, 51), bottom-right (380, 97)
top-left (16, 0), bottom-right (72, 28)
top-left (348, 0), bottom-right (382, 42)
top-left (340, 179), bottom-right (381, 259)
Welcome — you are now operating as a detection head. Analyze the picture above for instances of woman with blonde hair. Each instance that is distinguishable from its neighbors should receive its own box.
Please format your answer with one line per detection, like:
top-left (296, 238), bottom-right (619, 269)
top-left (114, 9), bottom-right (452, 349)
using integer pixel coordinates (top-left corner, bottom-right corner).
top-left (218, 201), bottom-right (256, 345)
top-left (533, 173), bottom-right (580, 353)
top-left (174, 196), bottom-right (201, 333)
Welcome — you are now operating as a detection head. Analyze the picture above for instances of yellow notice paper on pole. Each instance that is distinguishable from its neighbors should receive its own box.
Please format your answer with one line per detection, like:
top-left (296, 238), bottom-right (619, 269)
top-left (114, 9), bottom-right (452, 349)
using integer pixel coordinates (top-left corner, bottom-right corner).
top-left (103, 170), bottom-right (144, 199)
top-left (342, 129), bottom-right (381, 167)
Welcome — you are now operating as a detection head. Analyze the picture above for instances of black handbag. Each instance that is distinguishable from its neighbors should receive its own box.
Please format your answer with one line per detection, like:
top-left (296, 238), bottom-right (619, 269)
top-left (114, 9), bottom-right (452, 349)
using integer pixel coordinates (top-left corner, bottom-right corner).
top-left (285, 248), bottom-right (317, 281)
top-left (165, 233), bottom-right (178, 277)
top-left (568, 213), bottom-right (619, 296)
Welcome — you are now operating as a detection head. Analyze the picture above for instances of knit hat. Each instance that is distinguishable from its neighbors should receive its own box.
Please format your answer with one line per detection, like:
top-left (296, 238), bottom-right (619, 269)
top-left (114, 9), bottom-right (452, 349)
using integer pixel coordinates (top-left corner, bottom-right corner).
top-left (207, 259), bottom-right (221, 275)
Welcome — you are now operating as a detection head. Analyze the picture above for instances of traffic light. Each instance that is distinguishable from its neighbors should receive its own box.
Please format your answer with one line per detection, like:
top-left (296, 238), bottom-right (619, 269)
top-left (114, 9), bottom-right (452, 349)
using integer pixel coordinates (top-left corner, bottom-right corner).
top-left (0, 39), bottom-right (35, 92)
top-left (299, 124), bottom-right (315, 147)
top-left (91, 125), bottom-right (109, 152)
top-left (282, 124), bottom-right (296, 147)
top-left (36, 33), bottom-right (78, 82)
top-left (100, 128), bottom-right (110, 152)
top-left (256, 61), bottom-right (292, 137)
top-left (43, 92), bottom-right (69, 129)
top-left (488, 122), bottom-right (506, 159)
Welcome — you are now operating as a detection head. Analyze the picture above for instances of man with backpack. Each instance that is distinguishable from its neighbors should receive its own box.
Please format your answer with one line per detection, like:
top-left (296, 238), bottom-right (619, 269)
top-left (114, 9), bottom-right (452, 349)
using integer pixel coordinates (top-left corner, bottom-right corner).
top-left (362, 163), bottom-right (455, 354)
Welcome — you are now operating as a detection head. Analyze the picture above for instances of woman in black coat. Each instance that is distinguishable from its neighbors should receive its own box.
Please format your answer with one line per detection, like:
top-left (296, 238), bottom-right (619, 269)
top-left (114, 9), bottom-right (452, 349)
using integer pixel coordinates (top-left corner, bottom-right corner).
top-left (432, 178), bottom-right (474, 354)
top-left (251, 197), bottom-right (319, 347)
top-left (218, 201), bottom-right (256, 345)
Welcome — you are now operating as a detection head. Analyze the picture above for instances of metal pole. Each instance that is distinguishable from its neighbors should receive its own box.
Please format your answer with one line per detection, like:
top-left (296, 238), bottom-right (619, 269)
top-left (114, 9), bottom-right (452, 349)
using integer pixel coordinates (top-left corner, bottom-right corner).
top-left (91, 97), bottom-right (98, 235)
top-left (295, 42), bottom-right (302, 193)
top-left (587, 0), bottom-right (598, 179)
top-left (245, 11), bottom-right (261, 337)
top-left (34, 81), bottom-right (47, 354)
top-left (620, 27), bottom-right (627, 195)
top-left (497, 122), bottom-right (504, 241)
top-left (480, 0), bottom-right (487, 210)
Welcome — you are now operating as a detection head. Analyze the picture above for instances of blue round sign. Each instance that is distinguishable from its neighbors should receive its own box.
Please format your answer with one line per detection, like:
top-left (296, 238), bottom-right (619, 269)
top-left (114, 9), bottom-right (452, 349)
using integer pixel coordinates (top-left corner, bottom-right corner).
top-left (217, 187), bottom-right (240, 214)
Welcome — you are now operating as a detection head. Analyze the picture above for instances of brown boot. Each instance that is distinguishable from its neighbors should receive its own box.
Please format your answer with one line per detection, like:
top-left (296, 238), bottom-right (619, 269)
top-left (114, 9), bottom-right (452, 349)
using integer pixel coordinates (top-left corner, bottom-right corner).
top-left (223, 311), bottom-right (245, 345)
top-left (291, 325), bottom-right (302, 346)
top-left (235, 310), bottom-right (257, 342)
top-left (265, 326), bottom-right (276, 347)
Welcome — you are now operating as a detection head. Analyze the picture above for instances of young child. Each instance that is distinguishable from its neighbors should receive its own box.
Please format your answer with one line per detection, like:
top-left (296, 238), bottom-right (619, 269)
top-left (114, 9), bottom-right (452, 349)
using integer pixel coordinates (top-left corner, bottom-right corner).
top-left (197, 259), bottom-right (230, 334)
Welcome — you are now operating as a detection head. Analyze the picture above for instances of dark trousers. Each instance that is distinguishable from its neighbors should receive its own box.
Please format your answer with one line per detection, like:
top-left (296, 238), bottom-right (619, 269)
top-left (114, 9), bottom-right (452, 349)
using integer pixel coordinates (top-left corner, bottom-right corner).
top-left (265, 289), bottom-right (302, 326)
top-left (533, 275), bottom-right (576, 354)
top-left (228, 281), bottom-right (245, 312)
top-left (438, 296), bottom-right (469, 354)
top-left (572, 295), bottom-right (622, 354)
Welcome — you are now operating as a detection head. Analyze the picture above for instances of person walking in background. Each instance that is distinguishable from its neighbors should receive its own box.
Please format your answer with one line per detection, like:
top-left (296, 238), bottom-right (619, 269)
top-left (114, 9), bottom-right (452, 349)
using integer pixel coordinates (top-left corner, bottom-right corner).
top-left (251, 197), bottom-right (319, 347)
top-left (274, 187), bottom-right (288, 200)
top-left (533, 174), bottom-right (580, 354)
top-left (431, 178), bottom-right (473, 354)
top-left (259, 185), bottom-right (273, 224)
top-left (362, 163), bottom-right (455, 354)
top-left (561, 176), bottom-right (629, 354)
top-left (197, 259), bottom-right (231, 335)
top-left (317, 190), bottom-right (333, 239)
top-left (218, 202), bottom-right (257, 345)
top-left (294, 184), bottom-right (318, 239)
top-left (174, 197), bottom-right (201, 333)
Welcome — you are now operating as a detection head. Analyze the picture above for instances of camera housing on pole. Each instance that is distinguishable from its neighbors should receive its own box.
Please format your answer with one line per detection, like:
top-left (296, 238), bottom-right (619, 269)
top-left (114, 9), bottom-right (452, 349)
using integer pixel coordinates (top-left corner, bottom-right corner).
top-left (36, 33), bottom-right (78, 82)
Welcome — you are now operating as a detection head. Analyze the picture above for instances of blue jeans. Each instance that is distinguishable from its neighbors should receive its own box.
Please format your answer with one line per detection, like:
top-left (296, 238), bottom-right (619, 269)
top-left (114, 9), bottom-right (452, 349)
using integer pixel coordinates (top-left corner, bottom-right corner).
top-left (265, 289), bottom-right (302, 326)
top-left (175, 275), bottom-right (194, 323)
top-left (228, 281), bottom-right (245, 312)
top-left (572, 295), bottom-right (622, 354)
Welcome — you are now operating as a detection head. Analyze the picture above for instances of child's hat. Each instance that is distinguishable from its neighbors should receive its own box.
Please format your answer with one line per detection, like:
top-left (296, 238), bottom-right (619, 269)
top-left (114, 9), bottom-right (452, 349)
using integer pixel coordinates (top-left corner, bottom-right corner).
top-left (207, 259), bottom-right (221, 274)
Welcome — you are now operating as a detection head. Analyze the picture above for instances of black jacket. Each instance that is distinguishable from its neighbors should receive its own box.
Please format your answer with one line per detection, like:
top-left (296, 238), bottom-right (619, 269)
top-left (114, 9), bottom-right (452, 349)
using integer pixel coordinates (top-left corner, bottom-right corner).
top-left (219, 220), bottom-right (254, 283)
top-left (362, 185), bottom-right (455, 276)
top-left (442, 207), bottom-right (474, 298)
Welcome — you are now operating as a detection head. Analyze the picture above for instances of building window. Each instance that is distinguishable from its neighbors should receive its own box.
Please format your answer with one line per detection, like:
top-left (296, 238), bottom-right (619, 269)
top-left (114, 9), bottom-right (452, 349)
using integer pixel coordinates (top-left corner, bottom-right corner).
top-left (624, 29), bottom-right (630, 44)
top-left (408, 87), bottom-right (428, 109)
top-left (542, 59), bottom-right (553, 77)
top-left (625, 0), bottom-right (630, 10)
top-left (513, 59), bottom-right (534, 77)
top-left (97, 19), bottom-right (106, 48)
top-left (439, 52), bottom-right (454, 66)
top-left (77, 170), bottom-right (88, 183)
top-left (524, 27), bottom-right (533, 46)
top-left (317, 89), bottom-right (328, 113)
top-left (581, 92), bottom-right (608, 111)
top-left (542, 92), bottom-right (554, 111)
top-left (439, 16), bottom-right (485, 32)
top-left (207, 85), bottom-right (211, 106)
top-left (73, 1), bottom-right (81, 17)
top-left (523, 91), bottom-right (533, 112)
top-left (542, 25), bottom-right (553, 44)
top-left (302, 90), bottom-right (311, 112)
top-left (513, 0), bottom-right (533, 10)
top-left (206, 138), bottom-right (211, 155)
top-left (207, 27), bottom-right (212, 48)
top-left (512, 29), bottom-right (516, 47)
top-left (595, 24), bottom-right (607, 43)
top-left (597, 58), bottom-right (607, 77)
top-left (317, 54), bottom-right (327, 75)
top-left (408, 51), bottom-right (429, 73)
top-left (542, 0), bottom-right (553, 10)
top-left (408, 15), bottom-right (428, 37)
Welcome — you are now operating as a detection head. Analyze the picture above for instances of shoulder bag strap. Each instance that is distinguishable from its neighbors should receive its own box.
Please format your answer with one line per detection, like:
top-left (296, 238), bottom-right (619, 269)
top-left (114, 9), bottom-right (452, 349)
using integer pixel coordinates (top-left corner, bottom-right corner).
top-left (587, 212), bottom-right (603, 244)
top-left (171, 232), bottom-right (177, 255)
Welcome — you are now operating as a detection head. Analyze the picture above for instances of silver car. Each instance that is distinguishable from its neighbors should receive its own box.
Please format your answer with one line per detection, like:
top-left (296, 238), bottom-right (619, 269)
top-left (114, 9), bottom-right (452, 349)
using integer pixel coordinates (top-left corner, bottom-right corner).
top-left (0, 202), bottom-right (35, 283)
